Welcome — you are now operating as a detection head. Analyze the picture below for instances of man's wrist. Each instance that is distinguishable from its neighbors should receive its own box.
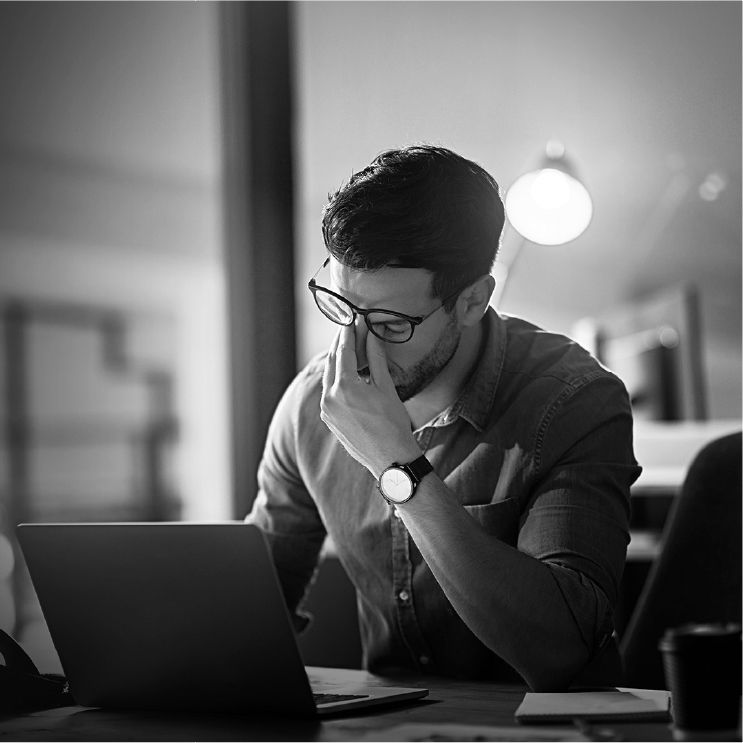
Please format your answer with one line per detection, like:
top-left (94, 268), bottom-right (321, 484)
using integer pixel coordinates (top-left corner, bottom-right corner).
top-left (374, 444), bottom-right (423, 479)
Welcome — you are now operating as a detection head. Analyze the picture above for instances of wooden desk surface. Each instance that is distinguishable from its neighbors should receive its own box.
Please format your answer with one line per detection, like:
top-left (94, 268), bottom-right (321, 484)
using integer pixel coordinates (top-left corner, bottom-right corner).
top-left (0, 667), bottom-right (676, 742)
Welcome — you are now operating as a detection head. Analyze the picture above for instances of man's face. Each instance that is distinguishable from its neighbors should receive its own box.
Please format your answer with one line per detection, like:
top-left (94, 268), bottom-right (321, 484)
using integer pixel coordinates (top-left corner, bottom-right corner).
top-left (328, 259), bottom-right (461, 402)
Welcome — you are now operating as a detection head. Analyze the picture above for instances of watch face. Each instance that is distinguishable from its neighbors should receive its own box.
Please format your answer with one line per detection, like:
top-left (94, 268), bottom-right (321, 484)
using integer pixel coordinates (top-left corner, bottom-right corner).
top-left (380, 467), bottom-right (414, 503)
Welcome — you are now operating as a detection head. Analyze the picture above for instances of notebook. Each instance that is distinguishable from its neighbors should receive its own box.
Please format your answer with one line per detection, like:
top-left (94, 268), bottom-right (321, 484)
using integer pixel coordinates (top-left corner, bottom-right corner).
top-left (16, 522), bottom-right (428, 716)
top-left (514, 687), bottom-right (671, 723)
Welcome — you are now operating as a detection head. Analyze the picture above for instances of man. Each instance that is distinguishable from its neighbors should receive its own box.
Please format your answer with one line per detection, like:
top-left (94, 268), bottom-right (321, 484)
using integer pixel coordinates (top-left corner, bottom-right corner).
top-left (247, 145), bottom-right (640, 691)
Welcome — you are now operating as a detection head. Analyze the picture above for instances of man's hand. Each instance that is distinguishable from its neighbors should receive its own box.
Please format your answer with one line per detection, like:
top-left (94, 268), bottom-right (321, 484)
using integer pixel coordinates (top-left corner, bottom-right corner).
top-left (320, 325), bottom-right (421, 478)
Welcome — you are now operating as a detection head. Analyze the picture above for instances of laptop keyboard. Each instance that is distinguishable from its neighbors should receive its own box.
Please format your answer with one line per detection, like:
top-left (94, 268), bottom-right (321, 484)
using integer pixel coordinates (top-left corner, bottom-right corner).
top-left (313, 692), bottom-right (369, 705)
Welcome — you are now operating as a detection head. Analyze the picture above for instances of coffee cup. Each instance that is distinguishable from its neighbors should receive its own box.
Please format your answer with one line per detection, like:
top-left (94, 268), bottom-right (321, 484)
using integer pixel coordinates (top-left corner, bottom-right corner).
top-left (659, 623), bottom-right (741, 741)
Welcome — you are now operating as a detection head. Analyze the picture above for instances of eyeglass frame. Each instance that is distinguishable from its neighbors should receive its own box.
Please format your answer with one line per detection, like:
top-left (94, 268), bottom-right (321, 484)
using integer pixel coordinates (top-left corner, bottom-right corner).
top-left (307, 257), bottom-right (464, 344)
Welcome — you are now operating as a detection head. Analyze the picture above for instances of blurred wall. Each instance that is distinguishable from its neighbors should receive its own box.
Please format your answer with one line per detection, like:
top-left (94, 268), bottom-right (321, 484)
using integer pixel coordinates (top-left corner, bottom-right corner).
top-left (294, 1), bottom-right (741, 419)
top-left (0, 1), bottom-right (739, 537)
top-left (0, 3), bottom-right (231, 520)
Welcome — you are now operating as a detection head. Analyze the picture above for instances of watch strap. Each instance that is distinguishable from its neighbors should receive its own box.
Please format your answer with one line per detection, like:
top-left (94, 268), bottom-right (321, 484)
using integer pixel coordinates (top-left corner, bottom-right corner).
top-left (404, 454), bottom-right (433, 483)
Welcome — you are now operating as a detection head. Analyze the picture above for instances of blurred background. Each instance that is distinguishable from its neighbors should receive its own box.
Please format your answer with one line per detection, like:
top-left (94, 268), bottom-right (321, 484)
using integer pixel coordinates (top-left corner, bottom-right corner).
top-left (0, 1), bottom-right (740, 672)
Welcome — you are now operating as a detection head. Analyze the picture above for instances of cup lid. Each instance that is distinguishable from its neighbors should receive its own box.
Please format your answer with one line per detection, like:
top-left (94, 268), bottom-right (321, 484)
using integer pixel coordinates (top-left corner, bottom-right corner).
top-left (659, 622), bottom-right (742, 652)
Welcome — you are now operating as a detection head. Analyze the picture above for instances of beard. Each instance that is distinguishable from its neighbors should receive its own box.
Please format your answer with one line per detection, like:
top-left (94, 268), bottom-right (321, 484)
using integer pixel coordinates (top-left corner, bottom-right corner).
top-left (391, 315), bottom-right (462, 402)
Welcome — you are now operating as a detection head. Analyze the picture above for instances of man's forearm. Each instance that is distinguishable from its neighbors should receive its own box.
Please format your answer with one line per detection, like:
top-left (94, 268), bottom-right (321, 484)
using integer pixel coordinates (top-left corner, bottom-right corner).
top-left (395, 472), bottom-right (592, 691)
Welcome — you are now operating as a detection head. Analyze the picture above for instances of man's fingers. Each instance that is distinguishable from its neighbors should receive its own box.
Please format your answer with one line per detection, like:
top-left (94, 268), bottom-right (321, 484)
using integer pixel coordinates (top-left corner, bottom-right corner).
top-left (366, 331), bottom-right (397, 394)
top-left (335, 323), bottom-right (358, 380)
top-left (322, 328), bottom-right (341, 393)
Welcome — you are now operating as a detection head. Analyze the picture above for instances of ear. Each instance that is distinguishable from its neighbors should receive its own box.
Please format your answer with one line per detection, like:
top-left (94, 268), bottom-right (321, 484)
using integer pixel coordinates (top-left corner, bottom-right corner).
top-left (457, 274), bottom-right (495, 327)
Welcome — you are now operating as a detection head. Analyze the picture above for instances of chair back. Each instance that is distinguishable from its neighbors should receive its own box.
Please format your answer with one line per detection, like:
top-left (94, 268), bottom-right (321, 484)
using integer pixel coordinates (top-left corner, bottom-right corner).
top-left (621, 432), bottom-right (742, 689)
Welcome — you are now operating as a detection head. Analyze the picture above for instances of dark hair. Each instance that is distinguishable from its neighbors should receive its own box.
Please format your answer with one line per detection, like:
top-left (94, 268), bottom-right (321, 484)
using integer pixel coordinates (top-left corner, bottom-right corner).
top-left (321, 144), bottom-right (505, 309)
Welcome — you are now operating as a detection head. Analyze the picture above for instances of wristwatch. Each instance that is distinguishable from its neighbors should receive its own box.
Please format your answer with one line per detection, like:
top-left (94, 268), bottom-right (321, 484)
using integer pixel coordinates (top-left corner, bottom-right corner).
top-left (378, 455), bottom-right (433, 505)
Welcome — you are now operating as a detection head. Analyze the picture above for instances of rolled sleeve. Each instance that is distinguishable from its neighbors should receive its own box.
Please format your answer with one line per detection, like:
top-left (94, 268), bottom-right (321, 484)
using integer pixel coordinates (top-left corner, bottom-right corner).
top-left (518, 374), bottom-right (640, 653)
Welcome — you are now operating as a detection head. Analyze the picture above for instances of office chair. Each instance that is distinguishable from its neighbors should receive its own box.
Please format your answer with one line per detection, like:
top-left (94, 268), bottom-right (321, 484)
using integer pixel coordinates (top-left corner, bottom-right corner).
top-left (621, 431), bottom-right (742, 689)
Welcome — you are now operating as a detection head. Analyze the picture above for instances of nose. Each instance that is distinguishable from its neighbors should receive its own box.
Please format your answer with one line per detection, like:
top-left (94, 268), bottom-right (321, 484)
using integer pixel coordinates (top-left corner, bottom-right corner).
top-left (354, 317), bottom-right (369, 372)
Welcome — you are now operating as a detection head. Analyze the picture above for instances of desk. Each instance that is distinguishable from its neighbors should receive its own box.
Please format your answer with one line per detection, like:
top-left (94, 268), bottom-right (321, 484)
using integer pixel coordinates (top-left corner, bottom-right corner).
top-left (0, 667), bottom-right (675, 742)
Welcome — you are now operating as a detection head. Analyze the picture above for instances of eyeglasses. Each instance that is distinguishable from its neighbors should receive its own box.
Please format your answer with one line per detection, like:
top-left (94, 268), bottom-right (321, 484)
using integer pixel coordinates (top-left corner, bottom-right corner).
top-left (308, 257), bottom-right (462, 344)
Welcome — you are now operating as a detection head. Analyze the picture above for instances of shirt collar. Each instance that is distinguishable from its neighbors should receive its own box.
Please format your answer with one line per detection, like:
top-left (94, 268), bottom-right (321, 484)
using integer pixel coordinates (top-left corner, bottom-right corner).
top-left (430, 307), bottom-right (505, 433)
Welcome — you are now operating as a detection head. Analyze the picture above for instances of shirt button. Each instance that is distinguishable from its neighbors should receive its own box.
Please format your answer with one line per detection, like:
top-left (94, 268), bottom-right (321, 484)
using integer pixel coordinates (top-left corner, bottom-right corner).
top-left (398, 590), bottom-right (410, 602)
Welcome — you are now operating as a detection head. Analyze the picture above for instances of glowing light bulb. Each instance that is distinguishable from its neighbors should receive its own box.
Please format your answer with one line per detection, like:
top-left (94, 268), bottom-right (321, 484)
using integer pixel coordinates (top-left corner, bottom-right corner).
top-left (531, 169), bottom-right (571, 209)
top-left (505, 164), bottom-right (593, 246)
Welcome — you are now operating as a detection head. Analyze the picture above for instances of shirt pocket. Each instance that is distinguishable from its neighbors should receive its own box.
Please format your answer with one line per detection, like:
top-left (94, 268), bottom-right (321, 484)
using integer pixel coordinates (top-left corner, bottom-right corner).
top-left (463, 497), bottom-right (520, 546)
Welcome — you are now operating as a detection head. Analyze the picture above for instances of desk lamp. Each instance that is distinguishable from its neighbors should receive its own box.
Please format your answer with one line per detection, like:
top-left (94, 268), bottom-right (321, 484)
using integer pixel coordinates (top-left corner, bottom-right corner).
top-left (494, 140), bottom-right (593, 306)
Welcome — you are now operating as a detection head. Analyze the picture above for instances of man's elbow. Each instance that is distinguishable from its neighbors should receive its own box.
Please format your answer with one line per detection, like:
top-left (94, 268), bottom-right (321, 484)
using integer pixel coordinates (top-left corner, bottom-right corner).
top-left (524, 668), bottom-right (575, 692)
top-left (521, 641), bottom-right (592, 692)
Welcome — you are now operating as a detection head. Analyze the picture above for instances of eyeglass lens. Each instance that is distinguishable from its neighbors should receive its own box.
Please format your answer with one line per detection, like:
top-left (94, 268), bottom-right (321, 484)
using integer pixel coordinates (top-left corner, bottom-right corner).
top-left (313, 289), bottom-right (415, 343)
top-left (313, 289), bottom-right (354, 325)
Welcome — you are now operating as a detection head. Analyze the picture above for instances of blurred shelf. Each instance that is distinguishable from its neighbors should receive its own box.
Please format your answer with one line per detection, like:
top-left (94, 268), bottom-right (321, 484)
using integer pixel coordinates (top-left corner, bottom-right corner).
top-left (633, 419), bottom-right (741, 492)
top-left (627, 529), bottom-right (663, 561)
top-left (627, 420), bottom-right (741, 567)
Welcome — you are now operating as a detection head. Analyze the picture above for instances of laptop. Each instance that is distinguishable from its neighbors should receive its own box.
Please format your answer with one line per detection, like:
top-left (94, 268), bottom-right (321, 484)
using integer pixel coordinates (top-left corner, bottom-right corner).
top-left (16, 522), bottom-right (428, 716)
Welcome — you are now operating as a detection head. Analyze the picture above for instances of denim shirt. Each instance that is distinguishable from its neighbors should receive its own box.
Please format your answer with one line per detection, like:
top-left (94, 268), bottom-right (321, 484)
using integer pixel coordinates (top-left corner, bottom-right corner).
top-left (247, 308), bottom-right (641, 684)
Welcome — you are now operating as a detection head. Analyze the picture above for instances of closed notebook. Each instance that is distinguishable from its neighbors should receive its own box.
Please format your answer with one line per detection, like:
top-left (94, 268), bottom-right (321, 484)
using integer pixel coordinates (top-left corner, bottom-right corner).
top-left (515, 687), bottom-right (671, 723)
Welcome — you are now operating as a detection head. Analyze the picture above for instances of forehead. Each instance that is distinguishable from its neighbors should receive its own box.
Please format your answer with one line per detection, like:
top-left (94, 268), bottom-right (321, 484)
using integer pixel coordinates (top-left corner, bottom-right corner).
top-left (328, 258), bottom-right (434, 311)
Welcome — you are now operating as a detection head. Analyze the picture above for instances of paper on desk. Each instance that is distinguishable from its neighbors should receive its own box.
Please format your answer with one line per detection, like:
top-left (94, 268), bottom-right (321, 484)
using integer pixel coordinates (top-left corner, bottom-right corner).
top-left (515, 686), bottom-right (670, 723)
top-left (330, 722), bottom-right (589, 741)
